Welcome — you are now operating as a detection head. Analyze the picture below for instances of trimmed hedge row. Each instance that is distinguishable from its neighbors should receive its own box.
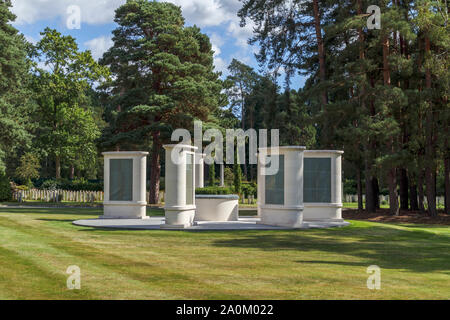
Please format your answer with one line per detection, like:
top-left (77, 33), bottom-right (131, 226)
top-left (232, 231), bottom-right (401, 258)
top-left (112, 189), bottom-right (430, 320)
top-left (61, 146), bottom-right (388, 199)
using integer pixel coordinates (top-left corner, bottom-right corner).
top-left (38, 178), bottom-right (103, 191)
top-left (195, 186), bottom-right (236, 195)
top-left (0, 174), bottom-right (12, 201)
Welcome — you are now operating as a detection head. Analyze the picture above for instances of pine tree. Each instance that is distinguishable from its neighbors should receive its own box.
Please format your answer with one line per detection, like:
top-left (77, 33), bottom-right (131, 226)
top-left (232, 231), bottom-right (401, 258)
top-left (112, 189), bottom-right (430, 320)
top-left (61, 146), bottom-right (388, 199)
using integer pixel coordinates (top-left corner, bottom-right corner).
top-left (100, 0), bottom-right (222, 204)
top-left (0, 0), bottom-right (34, 174)
top-left (233, 147), bottom-right (242, 195)
top-left (31, 28), bottom-right (107, 179)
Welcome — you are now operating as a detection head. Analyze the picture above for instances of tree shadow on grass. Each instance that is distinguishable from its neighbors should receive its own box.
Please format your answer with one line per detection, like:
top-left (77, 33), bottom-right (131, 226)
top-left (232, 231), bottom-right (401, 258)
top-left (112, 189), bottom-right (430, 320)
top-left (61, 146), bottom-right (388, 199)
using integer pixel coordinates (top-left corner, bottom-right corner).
top-left (211, 225), bottom-right (450, 273)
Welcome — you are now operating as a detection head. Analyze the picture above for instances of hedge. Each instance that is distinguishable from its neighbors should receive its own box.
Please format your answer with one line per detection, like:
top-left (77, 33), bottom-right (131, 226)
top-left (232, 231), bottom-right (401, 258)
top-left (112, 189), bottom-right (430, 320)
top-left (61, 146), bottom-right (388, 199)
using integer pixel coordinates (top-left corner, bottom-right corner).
top-left (195, 186), bottom-right (236, 195)
top-left (0, 174), bottom-right (12, 202)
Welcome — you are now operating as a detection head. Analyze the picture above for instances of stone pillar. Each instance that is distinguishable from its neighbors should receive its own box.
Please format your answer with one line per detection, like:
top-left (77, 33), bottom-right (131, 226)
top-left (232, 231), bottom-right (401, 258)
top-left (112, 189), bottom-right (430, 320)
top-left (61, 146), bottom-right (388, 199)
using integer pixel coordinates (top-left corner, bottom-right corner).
top-left (195, 153), bottom-right (205, 188)
top-left (162, 144), bottom-right (198, 229)
top-left (258, 146), bottom-right (306, 228)
top-left (102, 151), bottom-right (149, 219)
top-left (220, 163), bottom-right (225, 187)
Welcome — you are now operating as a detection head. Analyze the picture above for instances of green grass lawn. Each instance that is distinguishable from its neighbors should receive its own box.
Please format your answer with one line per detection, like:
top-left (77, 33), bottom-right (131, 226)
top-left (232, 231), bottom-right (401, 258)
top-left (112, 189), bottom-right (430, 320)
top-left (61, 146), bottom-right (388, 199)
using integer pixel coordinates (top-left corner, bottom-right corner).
top-left (0, 207), bottom-right (448, 300)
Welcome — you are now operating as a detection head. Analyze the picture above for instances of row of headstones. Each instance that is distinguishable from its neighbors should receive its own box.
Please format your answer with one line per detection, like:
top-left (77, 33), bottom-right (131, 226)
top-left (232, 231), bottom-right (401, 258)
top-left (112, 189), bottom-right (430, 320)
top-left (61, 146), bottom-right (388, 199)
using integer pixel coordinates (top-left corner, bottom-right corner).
top-left (13, 189), bottom-right (104, 203)
top-left (344, 194), bottom-right (445, 205)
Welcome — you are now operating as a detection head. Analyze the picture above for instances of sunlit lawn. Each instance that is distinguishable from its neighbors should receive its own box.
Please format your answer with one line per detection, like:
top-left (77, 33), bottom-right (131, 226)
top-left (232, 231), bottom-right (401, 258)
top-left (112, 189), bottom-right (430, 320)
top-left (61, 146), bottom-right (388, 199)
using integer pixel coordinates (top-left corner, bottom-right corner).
top-left (0, 207), bottom-right (448, 300)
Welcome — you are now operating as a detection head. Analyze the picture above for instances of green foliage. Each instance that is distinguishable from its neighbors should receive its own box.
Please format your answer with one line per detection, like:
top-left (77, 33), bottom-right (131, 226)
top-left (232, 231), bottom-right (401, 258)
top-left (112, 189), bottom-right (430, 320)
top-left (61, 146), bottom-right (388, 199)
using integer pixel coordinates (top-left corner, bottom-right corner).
top-left (241, 182), bottom-right (257, 198)
top-left (344, 179), bottom-right (357, 196)
top-left (15, 185), bottom-right (29, 191)
top-left (195, 186), bottom-right (235, 195)
top-left (208, 164), bottom-right (216, 186)
top-left (15, 153), bottom-right (40, 186)
top-left (30, 28), bottom-right (107, 178)
top-left (237, 0), bottom-right (449, 214)
top-left (99, 0), bottom-right (222, 203)
top-left (40, 178), bottom-right (103, 191)
top-left (224, 166), bottom-right (234, 186)
top-left (233, 149), bottom-right (242, 195)
top-left (225, 59), bottom-right (259, 127)
top-left (0, 174), bottom-right (12, 201)
top-left (0, 1), bottom-right (34, 172)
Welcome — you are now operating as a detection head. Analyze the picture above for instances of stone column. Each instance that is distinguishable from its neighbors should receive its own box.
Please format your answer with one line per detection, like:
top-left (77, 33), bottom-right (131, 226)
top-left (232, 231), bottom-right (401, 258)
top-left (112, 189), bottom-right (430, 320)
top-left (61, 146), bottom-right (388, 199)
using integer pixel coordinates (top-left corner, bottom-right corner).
top-left (220, 163), bottom-right (225, 187)
top-left (195, 153), bottom-right (205, 188)
top-left (162, 144), bottom-right (198, 229)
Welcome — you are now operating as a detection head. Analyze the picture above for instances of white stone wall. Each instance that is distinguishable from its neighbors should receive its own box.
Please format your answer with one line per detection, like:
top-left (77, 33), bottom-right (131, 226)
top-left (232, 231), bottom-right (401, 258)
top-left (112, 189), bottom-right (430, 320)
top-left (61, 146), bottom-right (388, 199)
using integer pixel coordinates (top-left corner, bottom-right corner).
top-left (258, 146), bottom-right (306, 228)
top-left (303, 150), bottom-right (344, 221)
top-left (162, 145), bottom-right (198, 229)
top-left (102, 151), bottom-right (149, 219)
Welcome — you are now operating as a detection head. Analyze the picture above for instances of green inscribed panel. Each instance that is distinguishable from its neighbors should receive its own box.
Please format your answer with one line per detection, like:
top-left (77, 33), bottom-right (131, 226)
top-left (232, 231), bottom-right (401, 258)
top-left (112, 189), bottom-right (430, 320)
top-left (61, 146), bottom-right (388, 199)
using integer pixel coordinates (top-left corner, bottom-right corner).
top-left (304, 158), bottom-right (331, 203)
top-left (265, 155), bottom-right (285, 205)
top-left (110, 159), bottom-right (133, 201)
top-left (186, 153), bottom-right (194, 205)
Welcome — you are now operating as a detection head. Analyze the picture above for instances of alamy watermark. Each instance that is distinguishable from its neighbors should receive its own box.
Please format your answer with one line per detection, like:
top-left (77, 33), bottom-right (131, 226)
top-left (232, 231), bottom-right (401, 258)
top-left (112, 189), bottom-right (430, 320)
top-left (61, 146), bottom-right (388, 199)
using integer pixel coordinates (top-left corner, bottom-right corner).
top-left (366, 265), bottom-right (381, 290)
top-left (367, 5), bottom-right (381, 30)
top-left (67, 5), bottom-right (81, 30)
top-left (170, 121), bottom-right (280, 175)
top-left (67, 265), bottom-right (81, 290)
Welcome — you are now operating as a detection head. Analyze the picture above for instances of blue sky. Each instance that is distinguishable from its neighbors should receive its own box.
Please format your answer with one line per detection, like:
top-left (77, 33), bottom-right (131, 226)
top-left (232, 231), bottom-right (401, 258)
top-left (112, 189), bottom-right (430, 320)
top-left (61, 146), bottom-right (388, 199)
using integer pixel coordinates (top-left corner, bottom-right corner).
top-left (11, 0), bottom-right (306, 90)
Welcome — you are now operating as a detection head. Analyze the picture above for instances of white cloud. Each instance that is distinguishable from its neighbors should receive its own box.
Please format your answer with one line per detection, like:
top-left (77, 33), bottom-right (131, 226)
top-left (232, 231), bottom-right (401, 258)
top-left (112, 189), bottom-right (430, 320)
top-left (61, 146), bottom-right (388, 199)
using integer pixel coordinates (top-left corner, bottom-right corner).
top-left (11, 0), bottom-right (126, 25)
top-left (227, 18), bottom-right (254, 49)
top-left (209, 33), bottom-right (224, 56)
top-left (24, 34), bottom-right (38, 44)
top-left (84, 36), bottom-right (113, 61)
top-left (214, 56), bottom-right (228, 74)
top-left (11, 0), bottom-right (256, 75)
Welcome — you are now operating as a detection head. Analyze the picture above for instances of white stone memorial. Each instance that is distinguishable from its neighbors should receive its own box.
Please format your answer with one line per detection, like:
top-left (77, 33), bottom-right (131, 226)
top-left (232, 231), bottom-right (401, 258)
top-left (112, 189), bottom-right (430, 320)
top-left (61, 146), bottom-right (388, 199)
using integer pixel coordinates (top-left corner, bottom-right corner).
top-left (257, 146), bottom-right (306, 228)
top-left (303, 150), bottom-right (344, 221)
top-left (162, 144), bottom-right (197, 229)
top-left (102, 151), bottom-right (149, 219)
top-left (195, 153), bottom-right (206, 188)
top-left (195, 195), bottom-right (239, 222)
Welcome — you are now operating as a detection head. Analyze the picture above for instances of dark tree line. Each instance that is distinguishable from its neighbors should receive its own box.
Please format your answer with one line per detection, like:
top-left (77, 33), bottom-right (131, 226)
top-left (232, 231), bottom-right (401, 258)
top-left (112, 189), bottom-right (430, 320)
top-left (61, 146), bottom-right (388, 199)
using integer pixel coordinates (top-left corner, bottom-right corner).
top-left (238, 0), bottom-right (449, 215)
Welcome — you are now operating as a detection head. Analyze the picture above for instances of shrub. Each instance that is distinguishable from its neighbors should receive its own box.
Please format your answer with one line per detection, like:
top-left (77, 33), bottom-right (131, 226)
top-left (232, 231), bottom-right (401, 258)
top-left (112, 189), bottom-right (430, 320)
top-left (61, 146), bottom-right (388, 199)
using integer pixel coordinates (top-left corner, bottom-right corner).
top-left (208, 164), bottom-right (216, 186)
top-left (39, 178), bottom-right (103, 191)
top-left (196, 186), bottom-right (235, 195)
top-left (241, 182), bottom-right (257, 198)
top-left (41, 179), bottom-right (61, 190)
top-left (343, 179), bottom-right (357, 195)
top-left (233, 151), bottom-right (242, 194)
top-left (224, 167), bottom-right (234, 186)
top-left (0, 174), bottom-right (12, 202)
top-left (15, 153), bottom-right (40, 187)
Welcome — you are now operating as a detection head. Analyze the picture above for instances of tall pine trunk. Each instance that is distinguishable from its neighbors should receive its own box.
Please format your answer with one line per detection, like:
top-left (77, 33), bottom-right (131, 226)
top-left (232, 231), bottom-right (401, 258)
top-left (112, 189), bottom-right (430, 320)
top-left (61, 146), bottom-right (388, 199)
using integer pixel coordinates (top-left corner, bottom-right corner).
top-left (149, 131), bottom-right (161, 204)
top-left (418, 169), bottom-right (426, 214)
top-left (409, 171), bottom-right (419, 211)
top-left (365, 158), bottom-right (376, 213)
top-left (424, 36), bottom-right (437, 216)
top-left (399, 168), bottom-right (409, 210)
top-left (357, 167), bottom-right (364, 211)
top-left (373, 177), bottom-right (381, 210)
top-left (382, 34), bottom-right (399, 215)
top-left (444, 121), bottom-right (450, 214)
top-left (388, 168), bottom-right (399, 215)
top-left (55, 156), bottom-right (61, 179)
top-left (70, 165), bottom-right (75, 180)
top-left (445, 155), bottom-right (450, 215)
top-left (312, 0), bottom-right (327, 108)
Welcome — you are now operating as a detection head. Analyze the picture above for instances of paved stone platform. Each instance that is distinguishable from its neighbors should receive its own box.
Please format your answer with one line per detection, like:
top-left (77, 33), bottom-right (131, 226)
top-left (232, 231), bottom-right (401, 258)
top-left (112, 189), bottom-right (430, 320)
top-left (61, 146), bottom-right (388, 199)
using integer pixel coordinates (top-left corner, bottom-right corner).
top-left (73, 217), bottom-right (350, 231)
